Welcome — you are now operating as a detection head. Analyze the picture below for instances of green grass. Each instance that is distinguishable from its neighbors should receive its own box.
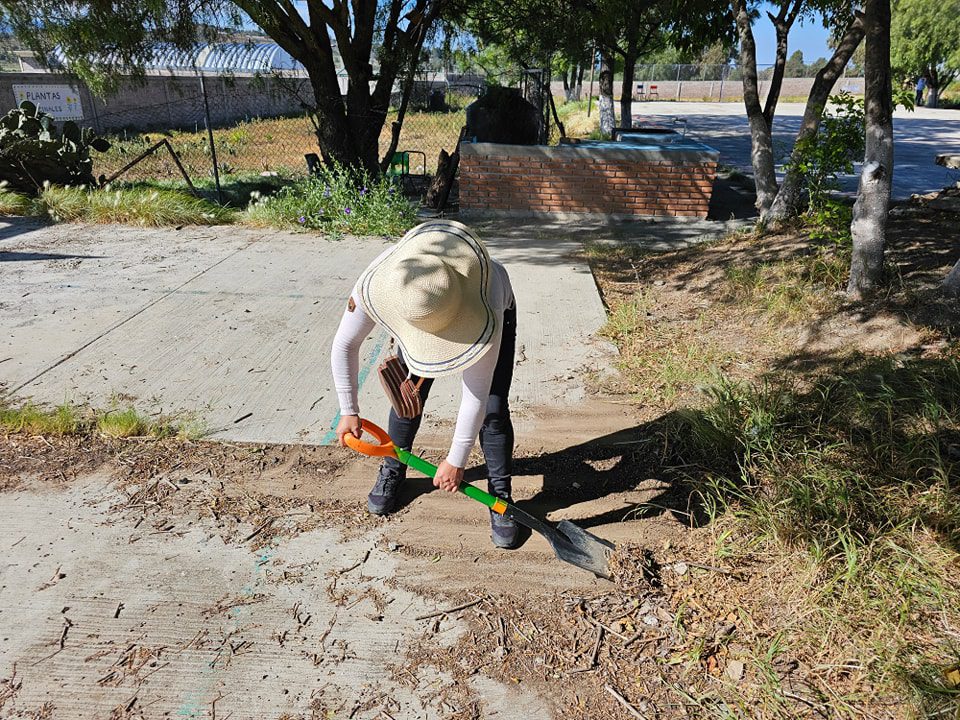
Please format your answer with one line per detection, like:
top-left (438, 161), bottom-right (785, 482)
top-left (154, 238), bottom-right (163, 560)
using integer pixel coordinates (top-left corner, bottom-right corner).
top-left (0, 186), bottom-right (35, 215)
top-left (599, 291), bottom-right (735, 404)
top-left (0, 403), bottom-right (81, 435)
top-left (40, 185), bottom-right (235, 226)
top-left (122, 171), bottom-right (297, 208)
top-left (96, 407), bottom-right (163, 438)
top-left (674, 355), bottom-right (960, 714)
top-left (0, 401), bottom-right (201, 439)
top-left (721, 244), bottom-right (850, 322)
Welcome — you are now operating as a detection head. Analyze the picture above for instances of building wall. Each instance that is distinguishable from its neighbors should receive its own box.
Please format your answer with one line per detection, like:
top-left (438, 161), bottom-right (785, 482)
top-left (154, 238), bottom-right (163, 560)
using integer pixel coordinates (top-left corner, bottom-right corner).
top-left (0, 71), bottom-right (311, 133)
top-left (460, 142), bottom-right (718, 219)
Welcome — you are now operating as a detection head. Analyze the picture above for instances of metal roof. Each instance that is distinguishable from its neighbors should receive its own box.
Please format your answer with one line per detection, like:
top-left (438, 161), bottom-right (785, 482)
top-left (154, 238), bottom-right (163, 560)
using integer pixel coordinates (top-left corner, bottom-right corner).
top-left (50, 42), bottom-right (318, 74)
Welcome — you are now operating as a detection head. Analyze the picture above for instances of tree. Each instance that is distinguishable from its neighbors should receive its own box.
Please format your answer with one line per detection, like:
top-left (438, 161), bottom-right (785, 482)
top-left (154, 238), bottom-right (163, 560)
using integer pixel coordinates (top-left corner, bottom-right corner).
top-left (785, 49), bottom-right (806, 76)
top-left (848, 0), bottom-right (893, 296)
top-left (767, 11), bottom-right (865, 219)
top-left (0, 0), bottom-right (447, 174)
top-left (890, 0), bottom-right (960, 107)
top-left (732, 0), bottom-right (867, 218)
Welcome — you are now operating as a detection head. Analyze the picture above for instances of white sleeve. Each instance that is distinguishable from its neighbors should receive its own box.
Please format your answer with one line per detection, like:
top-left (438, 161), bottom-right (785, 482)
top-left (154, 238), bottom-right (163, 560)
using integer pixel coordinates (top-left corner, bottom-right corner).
top-left (330, 291), bottom-right (377, 416)
top-left (446, 328), bottom-right (502, 468)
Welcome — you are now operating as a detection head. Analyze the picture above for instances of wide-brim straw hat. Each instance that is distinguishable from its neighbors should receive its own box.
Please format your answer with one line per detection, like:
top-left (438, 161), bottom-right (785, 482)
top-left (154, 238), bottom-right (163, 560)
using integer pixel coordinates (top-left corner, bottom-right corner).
top-left (357, 220), bottom-right (497, 378)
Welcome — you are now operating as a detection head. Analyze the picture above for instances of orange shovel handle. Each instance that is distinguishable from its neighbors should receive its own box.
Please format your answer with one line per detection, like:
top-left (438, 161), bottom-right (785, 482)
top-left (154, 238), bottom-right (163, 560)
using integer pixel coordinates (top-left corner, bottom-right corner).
top-left (341, 419), bottom-right (396, 457)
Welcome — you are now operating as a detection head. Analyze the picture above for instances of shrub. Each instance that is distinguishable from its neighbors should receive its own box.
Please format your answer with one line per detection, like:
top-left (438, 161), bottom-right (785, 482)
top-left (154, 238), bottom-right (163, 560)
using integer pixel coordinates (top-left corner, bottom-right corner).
top-left (0, 101), bottom-right (110, 194)
top-left (786, 92), bottom-right (865, 213)
top-left (246, 163), bottom-right (416, 236)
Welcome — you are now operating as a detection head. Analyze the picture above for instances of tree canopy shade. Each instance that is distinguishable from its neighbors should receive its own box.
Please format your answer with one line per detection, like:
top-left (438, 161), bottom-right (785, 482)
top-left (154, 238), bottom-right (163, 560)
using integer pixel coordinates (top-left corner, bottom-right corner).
top-left (890, 0), bottom-right (960, 106)
top-left (0, 0), bottom-right (447, 173)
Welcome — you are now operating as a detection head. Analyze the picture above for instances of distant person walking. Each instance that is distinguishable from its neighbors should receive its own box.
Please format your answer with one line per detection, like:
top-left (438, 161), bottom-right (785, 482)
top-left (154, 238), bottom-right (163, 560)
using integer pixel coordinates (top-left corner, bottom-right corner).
top-left (916, 76), bottom-right (927, 106)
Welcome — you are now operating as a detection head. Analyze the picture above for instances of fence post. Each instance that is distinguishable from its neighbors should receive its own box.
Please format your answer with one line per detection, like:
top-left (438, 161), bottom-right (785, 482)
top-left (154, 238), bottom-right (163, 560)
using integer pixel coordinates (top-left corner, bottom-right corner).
top-left (676, 64), bottom-right (682, 101)
top-left (199, 72), bottom-right (222, 204)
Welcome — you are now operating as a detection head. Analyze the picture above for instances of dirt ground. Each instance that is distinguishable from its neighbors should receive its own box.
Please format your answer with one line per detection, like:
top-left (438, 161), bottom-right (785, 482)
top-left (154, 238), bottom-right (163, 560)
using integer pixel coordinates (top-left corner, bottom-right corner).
top-left (3, 196), bottom-right (960, 719)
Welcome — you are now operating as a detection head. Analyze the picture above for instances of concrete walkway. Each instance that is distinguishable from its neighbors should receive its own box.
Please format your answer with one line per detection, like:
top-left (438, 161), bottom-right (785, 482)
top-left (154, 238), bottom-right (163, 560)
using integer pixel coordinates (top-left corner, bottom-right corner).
top-left (1, 216), bottom-right (727, 444)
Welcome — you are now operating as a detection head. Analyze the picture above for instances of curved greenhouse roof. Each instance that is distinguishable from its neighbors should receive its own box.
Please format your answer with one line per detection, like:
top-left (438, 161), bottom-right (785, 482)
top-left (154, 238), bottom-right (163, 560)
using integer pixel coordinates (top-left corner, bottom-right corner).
top-left (50, 42), bottom-right (319, 74)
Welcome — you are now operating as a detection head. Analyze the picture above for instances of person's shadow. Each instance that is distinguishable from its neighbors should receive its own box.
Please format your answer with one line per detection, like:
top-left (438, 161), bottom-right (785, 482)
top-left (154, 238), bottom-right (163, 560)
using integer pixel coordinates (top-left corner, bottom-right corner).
top-left (390, 411), bottom-right (721, 548)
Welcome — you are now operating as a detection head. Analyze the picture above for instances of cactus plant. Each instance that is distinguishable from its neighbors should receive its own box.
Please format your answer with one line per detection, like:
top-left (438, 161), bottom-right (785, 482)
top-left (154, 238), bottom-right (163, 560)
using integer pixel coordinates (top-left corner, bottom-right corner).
top-left (0, 101), bottom-right (111, 194)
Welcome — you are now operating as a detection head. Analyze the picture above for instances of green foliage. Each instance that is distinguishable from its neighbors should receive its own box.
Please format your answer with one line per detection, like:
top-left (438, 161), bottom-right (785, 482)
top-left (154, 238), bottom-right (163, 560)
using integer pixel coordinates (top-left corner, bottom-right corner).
top-left (0, 185), bottom-right (35, 215)
top-left (0, 101), bottom-right (110, 194)
top-left (246, 165), bottom-right (416, 237)
top-left (891, 0), bottom-right (960, 92)
top-left (96, 408), bottom-right (155, 438)
top-left (0, 403), bottom-right (81, 435)
top-left (680, 355), bottom-right (960, 705)
top-left (786, 92), bottom-right (865, 213)
top-left (0, 400), bottom-right (195, 438)
top-left (39, 185), bottom-right (234, 226)
top-left (805, 196), bottom-right (854, 244)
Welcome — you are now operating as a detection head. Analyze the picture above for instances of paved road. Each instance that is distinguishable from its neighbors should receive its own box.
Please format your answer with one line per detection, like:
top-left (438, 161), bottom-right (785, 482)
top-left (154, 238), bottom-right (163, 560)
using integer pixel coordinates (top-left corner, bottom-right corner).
top-left (633, 101), bottom-right (960, 199)
top-left (0, 216), bottom-right (736, 444)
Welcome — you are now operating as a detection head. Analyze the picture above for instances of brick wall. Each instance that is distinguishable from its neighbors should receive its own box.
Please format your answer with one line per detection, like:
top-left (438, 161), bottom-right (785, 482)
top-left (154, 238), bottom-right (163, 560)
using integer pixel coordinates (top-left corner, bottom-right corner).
top-left (460, 143), bottom-right (718, 219)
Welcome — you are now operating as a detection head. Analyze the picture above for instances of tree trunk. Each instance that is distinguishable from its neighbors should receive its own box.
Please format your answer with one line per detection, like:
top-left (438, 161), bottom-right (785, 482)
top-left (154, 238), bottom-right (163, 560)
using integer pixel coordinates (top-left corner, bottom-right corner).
top-left (563, 67), bottom-right (573, 102)
top-left (762, 0), bottom-right (803, 128)
top-left (620, 55), bottom-right (637, 130)
top-left (848, 0), bottom-right (893, 297)
top-left (767, 12), bottom-right (866, 221)
top-left (598, 50), bottom-right (616, 136)
top-left (426, 147), bottom-right (460, 210)
top-left (576, 62), bottom-right (585, 100)
top-left (733, 0), bottom-right (779, 216)
top-left (926, 86), bottom-right (939, 108)
top-left (944, 257), bottom-right (960, 297)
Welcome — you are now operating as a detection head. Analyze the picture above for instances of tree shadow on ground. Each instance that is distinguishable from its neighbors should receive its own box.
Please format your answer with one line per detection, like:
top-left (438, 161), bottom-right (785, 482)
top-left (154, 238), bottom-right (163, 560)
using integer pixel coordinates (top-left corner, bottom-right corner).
top-left (458, 351), bottom-right (960, 555)
top-left (588, 200), bottom-right (960, 378)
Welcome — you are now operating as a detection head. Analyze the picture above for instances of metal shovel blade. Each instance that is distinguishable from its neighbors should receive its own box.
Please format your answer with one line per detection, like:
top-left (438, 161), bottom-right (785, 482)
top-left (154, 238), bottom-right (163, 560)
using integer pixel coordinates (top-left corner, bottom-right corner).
top-left (505, 506), bottom-right (616, 580)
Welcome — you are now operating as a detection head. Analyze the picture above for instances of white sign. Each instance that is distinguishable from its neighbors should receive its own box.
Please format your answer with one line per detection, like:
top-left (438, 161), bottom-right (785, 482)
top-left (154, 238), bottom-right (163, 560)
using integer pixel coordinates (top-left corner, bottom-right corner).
top-left (12, 85), bottom-right (84, 120)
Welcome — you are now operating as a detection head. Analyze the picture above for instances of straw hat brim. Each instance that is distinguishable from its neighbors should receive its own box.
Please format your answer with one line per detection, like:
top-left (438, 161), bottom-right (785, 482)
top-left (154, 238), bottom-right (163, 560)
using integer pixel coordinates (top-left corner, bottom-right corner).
top-left (357, 221), bottom-right (498, 378)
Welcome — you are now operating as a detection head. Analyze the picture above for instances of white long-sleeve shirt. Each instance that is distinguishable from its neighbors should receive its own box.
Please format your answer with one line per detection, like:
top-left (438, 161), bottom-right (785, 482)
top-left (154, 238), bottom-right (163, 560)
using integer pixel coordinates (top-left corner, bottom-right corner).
top-left (331, 253), bottom-right (514, 468)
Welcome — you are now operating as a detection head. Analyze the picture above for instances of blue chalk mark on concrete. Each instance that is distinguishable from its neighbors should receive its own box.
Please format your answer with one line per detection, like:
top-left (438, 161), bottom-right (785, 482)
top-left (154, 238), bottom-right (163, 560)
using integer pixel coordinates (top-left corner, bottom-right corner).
top-left (175, 542), bottom-right (278, 718)
top-left (321, 331), bottom-right (388, 445)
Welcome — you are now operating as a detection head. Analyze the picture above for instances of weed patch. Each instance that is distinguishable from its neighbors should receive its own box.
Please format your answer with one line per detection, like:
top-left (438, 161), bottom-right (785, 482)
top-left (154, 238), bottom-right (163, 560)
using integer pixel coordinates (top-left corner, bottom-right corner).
top-left (246, 164), bottom-right (416, 236)
top-left (674, 355), bottom-right (960, 712)
top-left (0, 187), bottom-right (35, 215)
top-left (40, 185), bottom-right (234, 226)
top-left (0, 403), bottom-right (80, 435)
top-left (0, 401), bottom-right (195, 440)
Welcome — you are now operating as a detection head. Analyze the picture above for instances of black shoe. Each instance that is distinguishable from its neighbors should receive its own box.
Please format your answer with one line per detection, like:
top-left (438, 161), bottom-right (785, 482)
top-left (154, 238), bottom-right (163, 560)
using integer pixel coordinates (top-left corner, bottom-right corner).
top-left (367, 467), bottom-right (403, 515)
top-left (490, 507), bottom-right (519, 549)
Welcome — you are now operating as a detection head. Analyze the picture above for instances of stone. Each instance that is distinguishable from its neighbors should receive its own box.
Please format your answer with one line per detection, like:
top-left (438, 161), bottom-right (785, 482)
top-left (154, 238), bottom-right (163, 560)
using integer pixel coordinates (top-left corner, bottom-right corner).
top-left (726, 660), bottom-right (745, 681)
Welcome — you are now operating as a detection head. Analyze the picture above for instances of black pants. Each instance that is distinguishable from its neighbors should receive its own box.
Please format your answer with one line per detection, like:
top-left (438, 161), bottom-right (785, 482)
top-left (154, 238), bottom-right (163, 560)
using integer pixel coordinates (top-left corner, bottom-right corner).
top-left (381, 305), bottom-right (517, 499)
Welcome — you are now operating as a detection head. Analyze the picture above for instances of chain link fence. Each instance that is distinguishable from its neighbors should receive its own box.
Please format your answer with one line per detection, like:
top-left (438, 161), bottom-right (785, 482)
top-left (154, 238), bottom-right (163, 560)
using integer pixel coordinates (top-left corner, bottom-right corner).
top-left (1, 60), bottom-right (862, 191)
top-left (623, 63), bottom-right (864, 102)
top-left (93, 74), bottom-right (479, 189)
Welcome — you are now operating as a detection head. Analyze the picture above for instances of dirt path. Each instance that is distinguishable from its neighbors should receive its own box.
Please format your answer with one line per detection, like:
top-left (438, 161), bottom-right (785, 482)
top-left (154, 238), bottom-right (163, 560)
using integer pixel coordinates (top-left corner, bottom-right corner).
top-left (0, 399), bottom-right (675, 719)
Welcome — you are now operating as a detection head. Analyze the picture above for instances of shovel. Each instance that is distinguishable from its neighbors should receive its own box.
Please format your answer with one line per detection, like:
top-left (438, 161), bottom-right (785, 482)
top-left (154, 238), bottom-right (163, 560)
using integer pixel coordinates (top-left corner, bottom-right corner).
top-left (342, 419), bottom-right (615, 580)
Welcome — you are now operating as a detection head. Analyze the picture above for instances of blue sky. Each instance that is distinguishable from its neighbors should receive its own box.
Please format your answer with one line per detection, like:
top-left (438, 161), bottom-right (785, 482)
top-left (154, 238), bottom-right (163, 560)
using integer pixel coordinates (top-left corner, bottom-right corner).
top-left (751, 6), bottom-right (833, 65)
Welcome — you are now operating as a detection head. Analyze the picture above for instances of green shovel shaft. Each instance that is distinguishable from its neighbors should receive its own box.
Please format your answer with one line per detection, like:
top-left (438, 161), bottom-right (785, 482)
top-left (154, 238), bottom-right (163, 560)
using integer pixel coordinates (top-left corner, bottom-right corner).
top-left (394, 447), bottom-right (504, 512)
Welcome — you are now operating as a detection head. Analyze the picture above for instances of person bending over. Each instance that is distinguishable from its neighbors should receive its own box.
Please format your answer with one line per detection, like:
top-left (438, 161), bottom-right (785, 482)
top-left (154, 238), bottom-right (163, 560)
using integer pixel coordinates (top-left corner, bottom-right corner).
top-left (331, 220), bottom-right (518, 548)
